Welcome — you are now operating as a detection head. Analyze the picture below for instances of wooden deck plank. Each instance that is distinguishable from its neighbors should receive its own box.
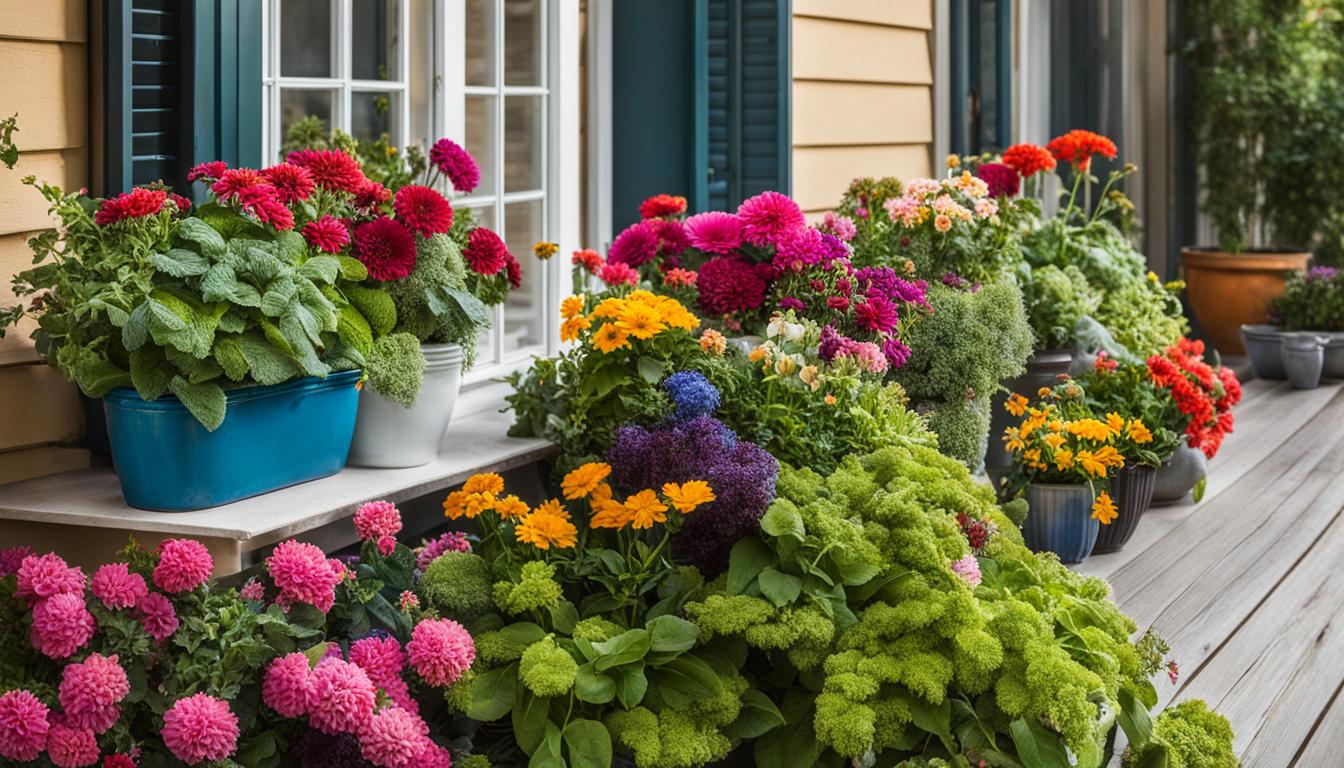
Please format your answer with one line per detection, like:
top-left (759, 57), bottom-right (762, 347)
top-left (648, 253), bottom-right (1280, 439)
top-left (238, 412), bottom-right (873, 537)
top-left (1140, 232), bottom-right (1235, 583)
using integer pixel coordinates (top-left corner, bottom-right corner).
top-left (1291, 684), bottom-right (1344, 766)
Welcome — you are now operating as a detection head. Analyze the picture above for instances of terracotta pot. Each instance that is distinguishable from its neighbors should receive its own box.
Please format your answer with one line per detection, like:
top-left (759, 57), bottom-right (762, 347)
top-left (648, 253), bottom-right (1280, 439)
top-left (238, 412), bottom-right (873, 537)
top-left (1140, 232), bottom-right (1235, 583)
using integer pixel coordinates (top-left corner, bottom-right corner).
top-left (1181, 247), bottom-right (1310, 355)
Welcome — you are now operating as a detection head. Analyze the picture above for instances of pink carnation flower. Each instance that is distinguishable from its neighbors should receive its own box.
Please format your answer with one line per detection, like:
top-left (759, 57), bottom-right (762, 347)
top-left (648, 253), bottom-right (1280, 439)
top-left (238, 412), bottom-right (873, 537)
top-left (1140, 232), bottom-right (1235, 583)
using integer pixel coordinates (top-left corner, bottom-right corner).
top-left (162, 693), bottom-right (240, 765)
top-left (415, 532), bottom-right (470, 571)
top-left (15, 552), bottom-right (85, 606)
top-left (31, 593), bottom-right (95, 659)
top-left (359, 706), bottom-right (432, 768)
top-left (137, 591), bottom-right (180, 642)
top-left (407, 618), bottom-right (475, 687)
top-left (598, 261), bottom-right (640, 286)
top-left (0, 545), bottom-right (33, 577)
top-left (354, 500), bottom-right (402, 542)
top-left (45, 722), bottom-right (100, 768)
top-left (737, 190), bottom-right (805, 247)
top-left (377, 536), bottom-right (396, 557)
top-left (91, 563), bottom-right (148, 610)
top-left (268, 540), bottom-right (343, 613)
top-left (684, 211), bottom-right (743, 254)
top-left (239, 578), bottom-right (266, 602)
top-left (952, 554), bottom-right (982, 587)
top-left (0, 689), bottom-right (50, 762)
top-left (59, 653), bottom-right (129, 734)
top-left (307, 659), bottom-right (377, 734)
top-left (263, 652), bottom-right (314, 718)
top-left (153, 539), bottom-right (213, 593)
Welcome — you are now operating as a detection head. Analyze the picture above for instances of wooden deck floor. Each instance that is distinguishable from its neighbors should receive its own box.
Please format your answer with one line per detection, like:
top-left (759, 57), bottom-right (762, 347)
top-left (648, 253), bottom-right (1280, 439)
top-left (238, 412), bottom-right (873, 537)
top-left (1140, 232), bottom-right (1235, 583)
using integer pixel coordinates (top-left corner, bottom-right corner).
top-left (1075, 378), bottom-right (1344, 766)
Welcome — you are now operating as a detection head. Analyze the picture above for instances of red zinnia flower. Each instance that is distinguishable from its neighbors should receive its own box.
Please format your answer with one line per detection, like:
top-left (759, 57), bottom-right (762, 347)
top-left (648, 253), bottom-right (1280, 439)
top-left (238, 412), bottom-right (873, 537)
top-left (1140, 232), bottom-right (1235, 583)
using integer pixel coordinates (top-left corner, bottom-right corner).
top-left (571, 248), bottom-right (603, 274)
top-left (976, 162), bottom-right (1020, 198)
top-left (696, 256), bottom-right (767, 315)
top-left (393, 185), bottom-right (454, 238)
top-left (236, 186), bottom-right (294, 231)
top-left (287, 149), bottom-right (366, 193)
top-left (639, 193), bottom-right (688, 219)
top-left (354, 179), bottom-right (392, 211)
top-left (187, 161), bottom-right (228, 182)
top-left (854, 295), bottom-right (899, 333)
top-left (1046, 130), bottom-right (1118, 171)
top-left (504, 252), bottom-right (523, 289)
top-left (169, 193), bottom-right (192, 214)
top-left (429, 138), bottom-right (480, 193)
top-left (95, 188), bottom-right (167, 226)
top-left (1001, 143), bottom-right (1056, 178)
top-left (608, 221), bottom-right (660, 267)
top-left (598, 261), bottom-right (639, 286)
top-left (463, 227), bottom-right (510, 276)
top-left (262, 163), bottom-right (316, 204)
top-left (303, 216), bottom-right (351, 254)
top-left (354, 217), bottom-right (417, 280)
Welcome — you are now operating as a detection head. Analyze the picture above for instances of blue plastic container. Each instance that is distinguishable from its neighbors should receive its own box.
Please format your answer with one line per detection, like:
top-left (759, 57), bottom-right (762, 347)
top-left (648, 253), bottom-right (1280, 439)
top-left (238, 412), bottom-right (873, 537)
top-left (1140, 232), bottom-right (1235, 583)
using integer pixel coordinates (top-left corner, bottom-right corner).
top-left (104, 371), bottom-right (361, 511)
top-left (1023, 484), bottom-right (1100, 564)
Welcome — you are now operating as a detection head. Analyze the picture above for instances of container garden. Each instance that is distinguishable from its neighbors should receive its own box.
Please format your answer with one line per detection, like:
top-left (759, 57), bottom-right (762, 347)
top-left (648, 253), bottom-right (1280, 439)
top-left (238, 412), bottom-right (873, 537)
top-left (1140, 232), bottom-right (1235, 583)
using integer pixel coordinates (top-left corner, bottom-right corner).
top-left (1152, 443), bottom-right (1209, 505)
top-left (1280, 333), bottom-right (1328, 389)
top-left (103, 370), bottom-right (361, 511)
top-left (1241, 324), bottom-right (1286, 380)
top-left (348, 343), bottom-right (465, 468)
top-left (1092, 464), bottom-right (1157, 554)
top-left (985, 348), bottom-right (1073, 482)
top-left (1181, 247), bottom-right (1310, 355)
top-left (1022, 483), bottom-right (1100, 564)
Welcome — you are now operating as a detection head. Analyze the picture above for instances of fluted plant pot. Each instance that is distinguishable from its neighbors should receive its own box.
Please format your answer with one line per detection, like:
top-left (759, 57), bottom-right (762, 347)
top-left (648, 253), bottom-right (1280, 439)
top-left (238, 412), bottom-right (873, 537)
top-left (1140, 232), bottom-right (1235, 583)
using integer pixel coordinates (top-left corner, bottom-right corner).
top-left (1152, 444), bottom-right (1208, 505)
top-left (1023, 483), bottom-right (1099, 564)
top-left (1241, 324), bottom-right (1286, 380)
top-left (1092, 464), bottom-right (1157, 554)
top-left (1280, 333), bottom-right (1327, 390)
top-left (347, 343), bottom-right (465, 468)
top-left (985, 348), bottom-right (1074, 483)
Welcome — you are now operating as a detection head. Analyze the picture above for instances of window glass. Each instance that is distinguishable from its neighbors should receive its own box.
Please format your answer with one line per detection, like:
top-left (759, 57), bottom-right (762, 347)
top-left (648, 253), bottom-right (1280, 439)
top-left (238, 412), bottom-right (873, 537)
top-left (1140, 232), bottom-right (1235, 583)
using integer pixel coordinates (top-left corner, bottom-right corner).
top-left (352, 0), bottom-right (401, 81)
top-left (504, 0), bottom-right (542, 86)
top-left (503, 198), bottom-right (545, 353)
top-left (504, 95), bottom-right (543, 193)
top-left (280, 0), bottom-right (333, 77)
top-left (465, 95), bottom-right (498, 196)
top-left (466, 0), bottom-right (495, 86)
top-left (280, 89), bottom-right (336, 138)
top-left (351, 91), bottom-right (398, 142)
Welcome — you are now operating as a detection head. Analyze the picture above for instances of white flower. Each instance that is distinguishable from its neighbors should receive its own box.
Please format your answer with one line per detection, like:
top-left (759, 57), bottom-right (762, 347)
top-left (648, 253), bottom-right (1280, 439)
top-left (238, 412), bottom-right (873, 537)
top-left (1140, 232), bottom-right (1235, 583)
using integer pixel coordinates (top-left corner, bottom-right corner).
top-left (783, 322), bottom-right (805, 342)
top-left (766, 315), bottom-right (786, 339)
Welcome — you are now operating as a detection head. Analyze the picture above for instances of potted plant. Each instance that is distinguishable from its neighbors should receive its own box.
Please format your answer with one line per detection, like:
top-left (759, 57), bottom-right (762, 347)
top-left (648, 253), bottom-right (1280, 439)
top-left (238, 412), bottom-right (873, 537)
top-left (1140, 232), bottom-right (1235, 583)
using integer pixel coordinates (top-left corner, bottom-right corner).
top-left (1146, 338), bottom-right (1242, 504)
top-left (1247, 266), bottom-right (1344, 380)
top-left (5, 157), bottom-right (406, 509)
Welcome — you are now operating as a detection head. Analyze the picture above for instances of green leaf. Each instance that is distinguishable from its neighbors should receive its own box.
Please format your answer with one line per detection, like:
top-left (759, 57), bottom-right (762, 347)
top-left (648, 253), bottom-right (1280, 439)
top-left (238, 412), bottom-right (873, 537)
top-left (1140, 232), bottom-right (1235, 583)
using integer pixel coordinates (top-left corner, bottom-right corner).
top-left (129, 346), bottom-right (173, 400)
top-left (562, 719), bottom-right (612, 768)
top-left (462, 665), bottom-right (516, 721)
top-left (724, 689), bottom-right (786, 740)
top-left (500, 622), bottom-right (547, 645)
top-left (549, 600), bottom-right (579, 635)
top-left (260, 277), bottom-right (297, 317)
top-left (647, 615), bottom-right (699, 654)
top-left (591, 628), bottom-right (651, 672)
top-left (615, 667), bottom-right (648, 708)
top-left (168, 376), bottom-right (227, 431)
top-left (343, 284), bottom-right (397, 336)
top-left (122, 302), bottom-right (151, 351)
top-left (910, 696), bottom-right (953, 740)
top-left (336, 305), bottom-right (374, 356)
top-left (150, 248), bottom-right (210, 277)
top-left (1192, 474), bottom-right (1208, 503)
top-left (649, 655), bottom-right (723, 709)
top-left (835, 556), bottom-right (879, 587)
top-left (573, 664), bottom-right (616, 704)
top-left (1117, 687), bottom-right (1154, 751)
top-left (637, 355), bottom-right (666, 384)
top-left (299, 255), bottom-right (341, 284)
top-left (758, 568), bottom-right (803, 608)
top-left (213, 336), bottom-right (250, 382)
top-left (1009, 718), bottom-right (1073, 768)
top-left (177, 217), bottom-right (227, 257)
top-left (513, 688), bottom-right (552, 756)
top-left (437, 286), bottom-right (490, 326)
top-left (727, 537), bottom-right (774, 594)
top-left (760, 503), bottom-right (806, 540)
top-left (336, 256), bottom-right (369, 281)
top-left (528, 722), bottom-right (565, 768)
top-left (238, 332), bottom-right (303, 386)
top-left (72, 354), bottom-right (132, 398)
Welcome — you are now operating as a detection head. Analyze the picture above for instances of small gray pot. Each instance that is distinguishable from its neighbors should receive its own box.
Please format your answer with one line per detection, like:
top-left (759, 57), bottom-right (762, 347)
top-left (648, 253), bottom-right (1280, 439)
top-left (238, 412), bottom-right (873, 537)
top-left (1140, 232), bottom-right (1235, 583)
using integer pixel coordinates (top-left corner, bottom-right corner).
top-left (1152, 443), bottom-right (1208, 505)
top-left (347, 342), bottom-right (464, 468)
top-left (1280, 333), bottom-right (1328, 390)
top-left (1320, 333), bottom-right (1344, 378)
top-left (1241, 324), bottom-right (1285, 380)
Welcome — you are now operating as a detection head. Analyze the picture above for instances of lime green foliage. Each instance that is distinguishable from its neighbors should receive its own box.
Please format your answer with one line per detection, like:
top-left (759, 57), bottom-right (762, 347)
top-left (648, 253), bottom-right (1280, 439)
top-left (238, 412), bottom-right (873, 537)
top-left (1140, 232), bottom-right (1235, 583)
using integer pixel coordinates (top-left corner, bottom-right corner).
top-left (365, 332), bottom-right (426, 408)
top-left (924, 395), bottom-right (994, 472)
top-left (1123, 700), bottom-right (1239, 768)
top-left (421, 551), bottom-right (495, 619)
top-left (572, 617), bottom-right (624, 643)
top-left (606, 675), bottom-right (746, 768)
top-left (456, 756), bottom-right (493, 768)
top-left (493, 561), bottom-right (563, 616)
top-left (1020, 264), bottom-right (1099, 349)
top-left (519, 636), bottom-right (579, 697)
top-left (1094, 278), bottom-right (1188, 357)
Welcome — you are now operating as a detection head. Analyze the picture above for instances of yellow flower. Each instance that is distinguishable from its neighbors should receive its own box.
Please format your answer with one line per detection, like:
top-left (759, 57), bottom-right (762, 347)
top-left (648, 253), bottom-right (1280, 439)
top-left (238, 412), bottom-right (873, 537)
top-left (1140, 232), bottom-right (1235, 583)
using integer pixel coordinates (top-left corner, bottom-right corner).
top-left (1023, 448), bottom-right (1042, 464)
top-left (589, 492), bottom-right (635, 529)
top-left (775, 355), bottom-right (798, 377)
top-left (1093, 445), bottom-right (1125, 469)
top-left (748, 346), bottom-right (770, 364)
top-left (495, 494), bottom-right (530, 519)
top-left (626, 289), bottom-right (657, 303)
top-left (560, 315), bottom-right (591, 342)
top-left (515, 509), bottom-right (578, 549)
top-left (1048, 420), bottom-right (1063, 433)
top-left (561, 294), bottom-right (586, 319)
top-left (1003, 427), bottom-right (1025, 453)
top-left (1127, 419), bottom-right (1153, 444)
top-left (533, 241), bottom-right (559, 260)
top-left (623, 489), bottom-right (669, 530)
top-left (1054, 449), bottom-right (1075, 470)
top-left (1068, 419), bottom-right (1116, 443)
top-left (661, 480), bottom-right (715, 514)
top-left (1038, 387), bottom-right (1052, 398)
top-left (1076, 450), bottom-right (1108, 478)
top-left (562, 462), bottom-right (613, 500)
top-left (1091, 492), bottom-right (1118, 525)
top-left (1005, 393), bottom-right (1029, 417)
top-left (591, 298), bottom-right (625, 319)
top-left (464, 473), bottom-right (505, 496)
top-left (1044, 432), bottom-right (1067, 450)
top-left (946, 154), bottom-right (961, 169)
top-left (799, 365), bottom-right (821, 391)
top-left (442, 490), bottom-right (469, 520)
top-left (591, 323), bottom-right (630, 353)
top-left (1106, 412), bottom-right (1125, 434)
top-left (534, 497), bottom-right (571, 521)
top-left (442, 490), bottom-right (495, 520)
top-left (699, 328), bottom-right (727, 356)
top-left (616, 303), bottom-right (666, 340)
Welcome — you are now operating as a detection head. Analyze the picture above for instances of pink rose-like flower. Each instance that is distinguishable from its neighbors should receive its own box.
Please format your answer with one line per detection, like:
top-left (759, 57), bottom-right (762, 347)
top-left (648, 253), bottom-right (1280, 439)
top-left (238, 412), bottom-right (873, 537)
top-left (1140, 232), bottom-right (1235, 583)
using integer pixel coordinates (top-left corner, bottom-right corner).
top-left (598, 261), bottom-right (640, 286)
top-left (360, 706), bottom-right (432, 768)
top-left (351, 635), bottom-right (416, 713)
top-left (407, 618), bottom-right (475, 687)
top-left (307, 659), bottom-right (377, 734)
top-left (45, 722), bottom-right (100, 768)
top-left (0, 689), bottom-right (50, 762)
top-left (137, 591), bottom-right (180, 642)
top-left (415, 532), bottom-right (471, 571)
top-left (268, 540), bottom-right (344, 613)
top-left (59, 653), bottom-right (129, 734)
top-left (263, 652), bottom-right (314, 718)
top-left (239, 578), bottom-right (266, 602)
top-left (31, 592), bottom-right (95, 659)
top-left (162, 693), bottom-right (240, 765)
top-left (0, 545), bottom-right (33, 577)
top-left (15, 552), bottom-right (85, 606)
top-left (104, 755), bottom-right (137, 768)
top-left (91, 563), bottom-right (148, 610)
top-left (154, 539), bottom-right (213, 593)
top-left (951, 554), bottom-right (982, 587)
top-left (354, 500), bottom-right (403, 542)
top-left (737, 190), bottom-right (805, 247)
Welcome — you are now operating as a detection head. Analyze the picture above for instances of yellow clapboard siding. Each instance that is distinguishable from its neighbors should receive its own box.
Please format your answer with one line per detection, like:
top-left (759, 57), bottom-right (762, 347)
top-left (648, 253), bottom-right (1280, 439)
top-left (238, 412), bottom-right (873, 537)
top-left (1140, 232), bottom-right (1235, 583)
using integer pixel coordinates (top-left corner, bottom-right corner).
top-left (793, 145), bottom-right (932, 212)
top-left (793, 81), bottom-right (932, 146)
top-left (0, 148), bottom-right (87, 236)
top-left (0, 363), bottom-right (82, 451)
top-left (0, 41), bottom-right (87, 152)
top-left (793, 0), bottom-right (931, 30)
top-left (792, 17), bottom-right (932, 85)
top-left (0, 230), bottom-right (44, 365)
top-left (0, 0), bottom-right (86, 43)
top-left (0, 446), bottom-right (91, 486)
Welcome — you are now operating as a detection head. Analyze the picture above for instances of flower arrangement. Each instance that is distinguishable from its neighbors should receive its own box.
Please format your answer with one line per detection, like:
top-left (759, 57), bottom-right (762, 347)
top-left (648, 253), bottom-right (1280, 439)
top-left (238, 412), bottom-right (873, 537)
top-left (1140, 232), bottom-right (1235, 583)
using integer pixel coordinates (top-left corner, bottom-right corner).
top-left (1271, 265), bottom-right (1344, 331)
top-left (1147, 337), bottom-right (1242, 459)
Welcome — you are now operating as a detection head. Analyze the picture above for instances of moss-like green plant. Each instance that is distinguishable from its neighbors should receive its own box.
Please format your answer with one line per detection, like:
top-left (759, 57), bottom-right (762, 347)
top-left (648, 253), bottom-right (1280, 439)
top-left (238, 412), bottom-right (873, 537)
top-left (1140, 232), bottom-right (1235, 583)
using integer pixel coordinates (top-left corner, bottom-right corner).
top-left (1123, 699), bottom-right (1239, 768)
top-left (364, 332), bottom-right (426, 408)
top-left (421, 551), bottom-right (494, 619)
top-left (1020, 264), bottom-right (1098, 349)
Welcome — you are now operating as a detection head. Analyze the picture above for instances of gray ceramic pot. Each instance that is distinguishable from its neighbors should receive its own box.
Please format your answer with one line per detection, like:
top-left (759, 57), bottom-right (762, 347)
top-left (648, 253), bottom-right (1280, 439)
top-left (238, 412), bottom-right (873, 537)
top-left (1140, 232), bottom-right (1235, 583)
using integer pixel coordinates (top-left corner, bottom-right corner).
top-left (1280, 333), bottom-right (1328, 389)
top-left (1152, 444), bottom-right (1208, 505)
top-left (1319, 333), bottom-right (1344, 378)
top-left (985, 348), bottom-right (1074, 483)
top-left (1023, 484), bottom-right (1099, 564)
top-left (1093, 465), bottom-right (1157, 553)
top-left (347, 342), bottom-right (464, 468)
top-left (1241, 324), bottom-right (1286, 380)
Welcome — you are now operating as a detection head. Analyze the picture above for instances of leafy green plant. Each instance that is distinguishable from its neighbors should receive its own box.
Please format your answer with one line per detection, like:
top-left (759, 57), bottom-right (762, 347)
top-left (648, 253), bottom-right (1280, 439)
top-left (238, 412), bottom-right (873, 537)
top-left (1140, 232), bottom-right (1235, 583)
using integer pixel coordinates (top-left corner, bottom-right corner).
top-left (1019, 264), bottom-right (1098, 350)
top-left (0, 112), bottom-right (18, 169)
top-left (1271, 266), bottom-right (1344, 330)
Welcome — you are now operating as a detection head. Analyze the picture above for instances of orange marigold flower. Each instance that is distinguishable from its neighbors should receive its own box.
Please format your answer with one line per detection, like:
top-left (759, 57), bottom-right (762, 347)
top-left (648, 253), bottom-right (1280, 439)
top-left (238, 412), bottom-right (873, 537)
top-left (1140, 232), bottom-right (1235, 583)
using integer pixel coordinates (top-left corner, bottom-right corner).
top-left (562, 462), bottom-right (613, 500)
top-left (1068, 419), bottom-right (1115, 442)
top-left (1076, 450), bottom-right (1108, 478)
top-left (699, 328), bottom-right (727, 356)
top-left (464, 473), bottom-right (505, 496)
top-left (1003, 427), bottom-right (1026, 453)
top-left (534, 497), bottom-right (571, 521)
top-left (515, 508), bottom-right (577, 549)
top-left (1127, 419), bottom-right (1153, 444)
top-left (589, 495), bottom-right (635, 529)
top-left (560, 315), bottom-right (591, 342)
top-left (661, 480), bottom-right (715, 514)
top-left (495, 494), bottom-right (530, 519)
top-left (1091, 492), bottom-right (1118, 525)
top-left (561, 294), bottom-right (586, 319)
top-left (824, 394), bottom-right (837, 406)
top-left (1106, 412), bottom-right (1125, 434)
top-left (1054, 449), bottom-right (1075, 470)
top-left (1005, 393), bottom-right (1029, 417)
top-left (591, 323), bottom-right (630, 353)
top-left (1044, 432), bottom-right (1067, 450)
top-left (1093, 445), bottom-right (1125, 469)
top-left (623, 489), bottom-right (669, 530)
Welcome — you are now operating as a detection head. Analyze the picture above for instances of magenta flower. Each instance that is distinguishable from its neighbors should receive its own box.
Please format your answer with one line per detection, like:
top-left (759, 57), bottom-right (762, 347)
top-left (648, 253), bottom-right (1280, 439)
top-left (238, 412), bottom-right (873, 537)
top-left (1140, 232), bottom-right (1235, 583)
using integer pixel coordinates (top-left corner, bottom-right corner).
top-left (415, 531), bottom-right (470, 571)
top-left (854, 295), bottom-right (899, 333)
top-left (607, 220), bottom-right (661, 267)
top-left (263, 652), bottom-right (314, 718)
top-left (429, 138), bottom-right (481, 193)
top-left (153, 538), bottom-right (213, 594)
top-left (15, 552), bottom-right (85, 606)
top-left (91, 562), bottom-right (148, 610)
top-left (30, 592), bottom-right (95, 659)
top-left (59, 652), bottom-right (129, 734)
top-left (303, 216), bottom-right (352, 254)
top-left (736, 191), bottom-right (805, 247)
top-left (360, 706), bottom-right (434, 768)
top-left (354, 500), bottom-right (403, 542)
top-left (136, 591), bottom-right (179, 642)
top-left (976, 161), bottom-right (1020, 198)
top-left (45, 722), bottom-right (100, 768)
top-left (268, 539), bottom-right (344, 613)
top-left (685, 211), bottom-right (744, 254)
top-left (407, 618), bottom-right (475, 687)
top-left (696, 256), bottom-right (768, 315)
top-left (0, 546), bottom-right (33, 577)
top-left (0, 689), bottom-right (49, 762)
top-left (162, 693), bottom-right (240, 765)
top-left (307, 659), bottom-right (377, 734)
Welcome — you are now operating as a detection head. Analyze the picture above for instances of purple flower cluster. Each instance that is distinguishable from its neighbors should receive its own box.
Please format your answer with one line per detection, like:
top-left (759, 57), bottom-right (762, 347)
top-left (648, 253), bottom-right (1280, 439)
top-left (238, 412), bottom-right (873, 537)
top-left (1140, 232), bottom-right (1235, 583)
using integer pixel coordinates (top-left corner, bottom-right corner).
top-left (662, 371), bottom-right (720, 423)
top-left (855, 267), bottom-right (929, 308)
top-left (1307, 265), bottom-right (1339, 282)
top-left (607, 415), bottom-right (778, 576)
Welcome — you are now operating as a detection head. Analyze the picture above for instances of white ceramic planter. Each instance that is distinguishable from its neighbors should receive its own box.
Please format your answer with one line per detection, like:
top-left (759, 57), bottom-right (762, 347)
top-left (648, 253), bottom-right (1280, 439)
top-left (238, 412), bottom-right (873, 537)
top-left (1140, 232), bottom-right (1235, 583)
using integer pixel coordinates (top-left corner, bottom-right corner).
top-left (347, 343), bottom-right (464, 468)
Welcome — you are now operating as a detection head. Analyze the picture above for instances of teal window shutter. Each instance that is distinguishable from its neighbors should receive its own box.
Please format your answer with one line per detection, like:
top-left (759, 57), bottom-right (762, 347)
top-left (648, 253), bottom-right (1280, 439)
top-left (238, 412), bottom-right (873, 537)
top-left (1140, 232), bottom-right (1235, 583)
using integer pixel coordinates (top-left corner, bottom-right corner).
top-left (949, 0), bottom-right (1011, 155)
top-left (102, 0), bottom-right (262, 196)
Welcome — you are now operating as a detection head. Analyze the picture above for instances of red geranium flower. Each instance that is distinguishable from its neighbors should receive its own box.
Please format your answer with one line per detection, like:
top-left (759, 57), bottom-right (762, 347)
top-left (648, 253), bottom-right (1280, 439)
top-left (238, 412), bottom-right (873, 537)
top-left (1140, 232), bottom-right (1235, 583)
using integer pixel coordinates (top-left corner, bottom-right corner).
top-left (1046, 130), bottom-right (1118, 171)
top-left (393, 185), bottom-right (454, 238)
top-left (95, 188), bottom-right (167, 226)
top-left (639, 193), bottom-right (688, 219)
top-left (353, 217), bottom-right (417, 280)
top-left (463, 227), bottom-right (510, 276)
top-left (235, 186), bottom-right (294, 231)
top-left (187, 161), bottom-right (228, 182)
top-left (287, 149), bottom-right (366, 193)
top-left (1146, 338), bottom-right (1240, 459)
top-left (169, 193), bottom-right (192, 214)
top-left (262, 163), bottom-right (316, 204)
top-left (571, 249), bottom-right (603, 275)
top-left (1001, 143), bottom-right (1056, 178)
top-left (303, 216), bottom-right (351, 254)
top-left (598, 261), bottom-right (639, 286)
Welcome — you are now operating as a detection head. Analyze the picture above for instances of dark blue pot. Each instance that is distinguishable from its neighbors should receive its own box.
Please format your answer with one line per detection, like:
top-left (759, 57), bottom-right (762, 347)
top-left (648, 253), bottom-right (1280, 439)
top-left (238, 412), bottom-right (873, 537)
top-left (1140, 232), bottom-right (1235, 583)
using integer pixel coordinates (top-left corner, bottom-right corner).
top-left (1023, 484), bottom-right (1099, 564)
top-left (104, 371), bottom-right (361, 511)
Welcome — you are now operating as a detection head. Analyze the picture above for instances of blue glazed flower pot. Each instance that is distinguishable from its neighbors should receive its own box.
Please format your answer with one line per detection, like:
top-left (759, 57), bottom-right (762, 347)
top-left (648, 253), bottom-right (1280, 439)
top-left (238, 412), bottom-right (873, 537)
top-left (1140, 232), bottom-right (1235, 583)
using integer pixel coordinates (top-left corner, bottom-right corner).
top-left (104, 371), bottom-right (361, 511)
top-left (1023, 484), bottom-right (1099, 564)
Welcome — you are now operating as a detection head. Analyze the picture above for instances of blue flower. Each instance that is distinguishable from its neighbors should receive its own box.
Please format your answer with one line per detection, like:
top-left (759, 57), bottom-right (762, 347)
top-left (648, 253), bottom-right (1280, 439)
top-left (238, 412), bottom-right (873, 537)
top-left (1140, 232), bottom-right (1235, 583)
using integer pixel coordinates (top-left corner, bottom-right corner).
top-left (662, 370), bottom-right (720, 423)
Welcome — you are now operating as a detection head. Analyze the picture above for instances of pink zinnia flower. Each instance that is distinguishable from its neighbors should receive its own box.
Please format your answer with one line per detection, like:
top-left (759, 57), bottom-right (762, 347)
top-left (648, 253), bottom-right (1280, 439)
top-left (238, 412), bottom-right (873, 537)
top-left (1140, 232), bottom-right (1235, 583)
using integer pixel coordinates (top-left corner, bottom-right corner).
top-left (399, 590), bottom-right (420, 612)
top-left (263, 652), bottom-right (314, 718)
top-left (377, 536), bottom-right (396, 557)
top-left (95, 188), bottom-right (168, 226)
top-left (504, 251), bottom-right (523, 289)
top-left (187, 160), bottom-right (228, 182)
top-left (696, 256), bottom-right (767, 315)
top-left (31, 593), bottom-right (95, 659)
top-left (91, 563), bottom-right (148, 610)
top-left (0, 689), bottom-right (49, 761)
top-left (650, 218), bottom-right (688, 256)
top-left (415, 532), bottom-right (470, 571)
top-left (394, 185), bottom-right (454, 238)
top-left (772, 227), bottom-right (825, 272)
top-left (882, 336), bottom-right (912, 370)
top-left (354, 500), bottom-right (403, 542)
top-left (15, 552), bottom-right (85, 606)
top-left (607, 221), bottom-right (660, 267)
top-left (154, 538), bottom-right (213, 593)
top-left (598, 260), bottom-right (639, 286)
top-left (406, 618), bottom-right (475, 687)
top-left (137, 591), bottom-right (179, 641)
top-left (350, 635), bottom-right (415, 712)
top-left (288, 149), bottom-right (367, 193)
top-left (684, 211), bottom-right (743, 254)
top-left (571, 248), bottom-right (603, 274)
top-left (854, 295), bottom-right (899, 334)
top-left (736, 191), bottom-right (805, 247)
top-left (354, 218), bottom-right (418, 281)
top-left (821, 212), bottom-right (857, 241)
top-left (951, 554), bottom-right (982, 586)
top-left (268, 540), bottom-right (344, 613)
top-left (239, 577), bottom-right (266, 602)
top-left (307, 659), bottom-right (377, 734)
top-left (463, 227), bottom-right (510, 276)
top-left (263, 162), bottom-right (317, 204)
top-left (0, 545), bottom-right (34, 577)
top-left (662, 267), bottom-right (698, 288)
top-left (162, 693), bottom-right (240, 765)
top-left (45, 722), bottom-right (100, 768)
top-left (211, 168), bottom-right (270, 200)
top-left (104, 755), bottom-right (137, 768)
top-left (429, 138), bottom-right (481, 193)
top-left (60, 652), bottom-right (129, 734)
top-left (360, 706), bottom-right (432, 768)
top-left (303, 215), bottom-right (351, 254)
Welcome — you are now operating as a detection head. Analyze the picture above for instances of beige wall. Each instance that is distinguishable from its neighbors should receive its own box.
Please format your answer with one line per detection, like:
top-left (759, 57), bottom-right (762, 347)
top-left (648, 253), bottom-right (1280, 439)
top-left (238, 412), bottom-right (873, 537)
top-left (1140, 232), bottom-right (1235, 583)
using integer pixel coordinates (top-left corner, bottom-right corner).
top-left (791, 0), bottom-right (934, 215)
top-left (0, 1), bottom-right (90, 483)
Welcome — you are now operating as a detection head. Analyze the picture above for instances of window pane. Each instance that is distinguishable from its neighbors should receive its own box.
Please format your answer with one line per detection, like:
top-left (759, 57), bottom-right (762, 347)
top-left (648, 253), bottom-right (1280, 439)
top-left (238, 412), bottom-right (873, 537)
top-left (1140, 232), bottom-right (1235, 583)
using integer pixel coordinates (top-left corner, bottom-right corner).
top-left (351, 91), bottom-right (398, 142)
top-left (504, 0), bottom-right (542, 86)
top-left (503, 199), bottom-right (545, 353)
top-left (466, 0), bottom-right (495, 86)
top-left (406, 0), bottom-right (434, 147)
top-left (466, 206), bottom-right (498, 364)
top-left (281, 89), bottom-right (336, 149)
top-left (281, 0), bottom-right (334, 77)
top-left (352, 0), bottom-right (401, 81)
top-left (504, 95), bottom-right (542, 192)
top-left (465, 95), bottom-right (497, 195)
